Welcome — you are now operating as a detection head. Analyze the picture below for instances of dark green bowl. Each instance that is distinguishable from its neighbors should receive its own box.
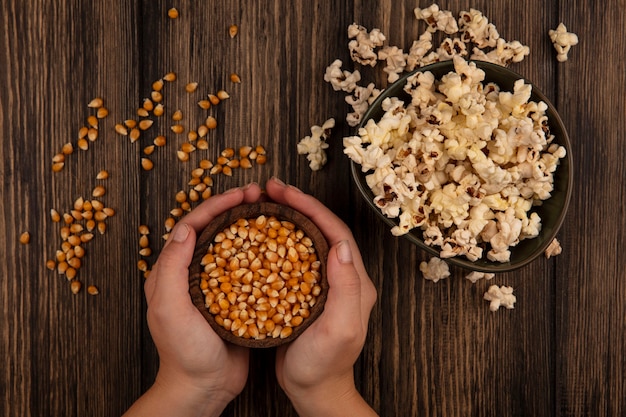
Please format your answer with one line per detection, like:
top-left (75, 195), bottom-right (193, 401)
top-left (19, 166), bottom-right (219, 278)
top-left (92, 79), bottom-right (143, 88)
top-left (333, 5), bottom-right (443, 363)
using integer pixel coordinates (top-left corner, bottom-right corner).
top-left (351, 60), bottom-right (572, 272)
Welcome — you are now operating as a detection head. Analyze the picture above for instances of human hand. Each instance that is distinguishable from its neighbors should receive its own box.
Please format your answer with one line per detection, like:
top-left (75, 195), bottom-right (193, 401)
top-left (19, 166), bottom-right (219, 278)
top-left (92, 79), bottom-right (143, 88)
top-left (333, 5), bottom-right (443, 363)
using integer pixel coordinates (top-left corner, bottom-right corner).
top-left (124, 183), bottom-right (262, 417)
top-left (266, 178), bottom-right (378, 417)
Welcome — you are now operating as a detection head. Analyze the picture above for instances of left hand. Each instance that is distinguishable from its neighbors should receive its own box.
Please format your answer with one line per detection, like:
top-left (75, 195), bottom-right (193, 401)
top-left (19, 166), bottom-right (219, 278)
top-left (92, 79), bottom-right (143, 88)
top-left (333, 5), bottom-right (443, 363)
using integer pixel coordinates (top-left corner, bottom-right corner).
top-left (126, 183), bottom-right (262, 417)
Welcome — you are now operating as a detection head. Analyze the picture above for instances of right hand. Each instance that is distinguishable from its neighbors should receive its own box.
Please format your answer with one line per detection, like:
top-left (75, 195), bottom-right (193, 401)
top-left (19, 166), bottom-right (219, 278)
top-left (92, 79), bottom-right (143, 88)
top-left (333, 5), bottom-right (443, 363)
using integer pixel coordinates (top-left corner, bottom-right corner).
top-left (265, 178), bottom-right (378, 417)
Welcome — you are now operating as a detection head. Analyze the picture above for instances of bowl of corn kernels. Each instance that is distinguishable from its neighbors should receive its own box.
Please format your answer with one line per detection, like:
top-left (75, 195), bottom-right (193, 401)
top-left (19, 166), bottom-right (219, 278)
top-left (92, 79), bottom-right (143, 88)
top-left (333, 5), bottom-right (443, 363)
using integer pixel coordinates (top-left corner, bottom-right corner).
top-left (189, 202), bottom-right (329, 348)
top-left (345, 57), bottom-right (572, 272)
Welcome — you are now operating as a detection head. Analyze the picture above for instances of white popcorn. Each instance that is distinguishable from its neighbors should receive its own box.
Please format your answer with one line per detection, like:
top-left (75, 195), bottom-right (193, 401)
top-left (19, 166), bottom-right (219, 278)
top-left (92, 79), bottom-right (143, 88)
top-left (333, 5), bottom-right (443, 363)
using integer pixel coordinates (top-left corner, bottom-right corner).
top-left (470, 38), bottom-right (530, 67)
top-left (465, 271), bottom-right (495, 284)
top-left (419, 257), bottom-right (450, 283)
top-left (436, 37), bottom-right (468, 61)
top-left (377, 46), bottom-right (408, 83)
top-left (345, 82), bottom-right (379, 127)
top-left (297, 118), bottom-right (335, 171)
top-left (406, 31), bottom-right (433, 71)
top-left (458, 9), bottom-right (500, 48)
top-left (343, 56), bottom-right (567, 263)
top-left (544, 237), bottom-right (562, 258)
top-left (328, 6), bottom-right (532, 135)
top-left (414, 4), bottom-right (459, 34)
top-left (483, 285), bottom-right (516, 311)
top-left (348, 23), bottom-right (386, 66)
top-left (549, 23), bottom-right (578, 62)
top-left (324, 59), bottom-right (362, 93)
top-left (487, 208), bottom-right (522, 262)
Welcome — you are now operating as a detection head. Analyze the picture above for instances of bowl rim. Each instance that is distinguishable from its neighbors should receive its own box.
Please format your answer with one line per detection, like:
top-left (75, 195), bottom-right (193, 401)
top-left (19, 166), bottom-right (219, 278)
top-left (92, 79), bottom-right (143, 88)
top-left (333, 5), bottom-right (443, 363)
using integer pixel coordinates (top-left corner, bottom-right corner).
top-left (188, 201), bottom-right (330, 347)
top-left (350, 59), bottom-right (573, 272)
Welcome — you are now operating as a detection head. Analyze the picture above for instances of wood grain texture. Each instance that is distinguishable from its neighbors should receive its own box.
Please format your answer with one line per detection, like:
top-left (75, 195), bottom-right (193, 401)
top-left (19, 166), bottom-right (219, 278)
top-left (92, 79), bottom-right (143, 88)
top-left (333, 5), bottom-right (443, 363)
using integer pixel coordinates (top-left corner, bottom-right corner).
top-left (1, 0), bottom-right (624, 416)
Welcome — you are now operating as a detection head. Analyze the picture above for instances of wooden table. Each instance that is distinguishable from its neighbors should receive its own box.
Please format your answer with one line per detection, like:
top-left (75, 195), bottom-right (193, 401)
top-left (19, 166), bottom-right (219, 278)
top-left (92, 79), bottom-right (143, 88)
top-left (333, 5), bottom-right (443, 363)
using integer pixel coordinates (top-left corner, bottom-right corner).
top-left (2, 1), bottom-right (624, 416)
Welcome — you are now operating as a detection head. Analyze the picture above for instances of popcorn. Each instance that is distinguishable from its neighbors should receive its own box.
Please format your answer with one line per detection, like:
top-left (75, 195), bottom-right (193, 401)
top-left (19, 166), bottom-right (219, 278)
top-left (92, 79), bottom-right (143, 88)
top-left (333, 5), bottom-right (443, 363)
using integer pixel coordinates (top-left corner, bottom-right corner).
top-left (406, 32), bottom-right (433, 71)
top-left (297, 118), bottom-right (335, 171)
top-left (458, 9), bottom-right (500, 48)
top-left (377, 46), bottom-right (408, 83)
top-left (548, 23), bottom-right (578, 62)
top-left (343, 56), bottom-right (567, 263)
top-left (544, 237), bottom-right (562, 258)
top-left (465, 271), bottom-right (495, 284)
top-left (419, 257), bottom-right (450, 282)
top-left (436, 37), bottom-right (468, 61)
top-left (324, 6), bottom-right (532, 135)
top-left (483, 285), bottom-right (516, 311)
top-left (345, 83), bottom-right (380, 127)
top-left (347, 23), bottom-right (386, 66)
top-left (324, 59), bottom-right (361, 93)
top-left (470, 38), bottom-right (530, 67)
top-left (414, 4), bottom-right (459, 34)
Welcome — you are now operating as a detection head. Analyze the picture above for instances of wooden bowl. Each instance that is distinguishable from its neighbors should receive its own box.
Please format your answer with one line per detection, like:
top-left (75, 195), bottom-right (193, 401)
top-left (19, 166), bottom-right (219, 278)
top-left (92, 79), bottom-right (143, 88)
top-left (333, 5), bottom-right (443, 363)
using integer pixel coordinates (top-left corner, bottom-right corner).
top-left (189, 202), bottom-right (329, 348)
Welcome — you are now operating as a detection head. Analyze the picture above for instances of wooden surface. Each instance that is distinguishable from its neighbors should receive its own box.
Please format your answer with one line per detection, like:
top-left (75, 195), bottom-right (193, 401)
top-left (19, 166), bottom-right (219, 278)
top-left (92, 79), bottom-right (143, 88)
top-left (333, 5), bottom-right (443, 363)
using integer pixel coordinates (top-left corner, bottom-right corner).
top-left (1, 1), bottom-right (624, 416)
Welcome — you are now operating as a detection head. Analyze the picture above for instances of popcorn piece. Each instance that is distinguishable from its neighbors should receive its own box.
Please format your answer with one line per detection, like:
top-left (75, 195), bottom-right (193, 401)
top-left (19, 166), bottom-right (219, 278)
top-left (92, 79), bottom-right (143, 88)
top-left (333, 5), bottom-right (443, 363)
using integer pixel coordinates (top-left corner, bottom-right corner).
top-left (544, 237), bottom-right (562, 258)
top-left (470, 38), bottom-right (530, 67)
top-left (549, 23), bottom-right (578, 62)
top-left (483, 285), bottom-right (516, 311)
top-left (414, 4), bottom-right (459, 34)
top-left (465, 271), bottom-right (495, 284)
top-left (458, 9), bottom-right (500, 48)
top-left (347, 23), bottom-right (386, 66)
top-left (345, 83), bottom-right (380, 127)
top-left (406, 31), bottom-right (433, 71)
top-left (419, 257), bottom-right (450, 283)
top-left (324, 59), bottom-right (362, 93)
top-left (297, 118), bottom-right (335, 171)
top-left (436, 37), bottom-right (468, 61)
top-left (377, 46), bottom-right (407, 83)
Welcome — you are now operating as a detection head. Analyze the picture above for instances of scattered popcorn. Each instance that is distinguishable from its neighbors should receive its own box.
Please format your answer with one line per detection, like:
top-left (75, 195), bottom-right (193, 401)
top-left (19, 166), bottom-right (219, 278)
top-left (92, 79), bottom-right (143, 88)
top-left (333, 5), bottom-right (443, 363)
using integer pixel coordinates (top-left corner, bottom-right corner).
top-left (345, 83), bottom-right (381, 127)
top-left (324, 5), bottom-right (531, 134)
top-left (419, 257), bottom-right (450, 282)
top-left (406, 31), bottom-right (434, 71)
top-left (377, 46), bottom-right (408, 83)
top-left (347, 23), bottom-right (386, 66)
top-left (414, 4), bottom-right (459, 34)
top-left (483, 284), bottom-right (516, 311)
top-left (458, 9), bottom-right (500, 48)
top-left (343, 56), bottom-right (567, 262)
top-left (549, 23), bottom-right (578, 62)
top-left (324, 59), bottom-right (362, 93)
top-left (470, 38), bottom-right (530, 66)
top-left (436, 37), bottom-right (468, 61)
top-left (297, 118), bottom-right (335, 171)
top-left (544, 237), bottom-right (562, 258)
top-left (465, 271), bottom-right (495, 284)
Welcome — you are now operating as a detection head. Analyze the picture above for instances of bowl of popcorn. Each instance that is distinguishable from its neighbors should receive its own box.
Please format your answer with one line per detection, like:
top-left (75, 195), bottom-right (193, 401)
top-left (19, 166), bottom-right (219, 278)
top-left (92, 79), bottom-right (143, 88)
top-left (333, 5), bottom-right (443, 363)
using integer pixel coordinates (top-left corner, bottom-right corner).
top-left (345, 57), bottom-right (572, 272)
top-left (188, 202), bottom-right (329, 348)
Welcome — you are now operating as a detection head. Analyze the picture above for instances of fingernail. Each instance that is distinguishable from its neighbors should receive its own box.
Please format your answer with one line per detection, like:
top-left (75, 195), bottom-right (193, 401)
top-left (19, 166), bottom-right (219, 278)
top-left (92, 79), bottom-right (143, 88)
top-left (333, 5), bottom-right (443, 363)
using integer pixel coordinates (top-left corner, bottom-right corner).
top-left (271, 177), bottom-right (286, 187)
top-left (223, 187), bottom-right (240, 195)
top-left (336, 240), bottom-right (353, 264)
top-left (287, 184), bottom-right (303, 193)
top-left (172, 223), bottom-right (190, 242)
top-left (241, 182), bottom-right (258, 190)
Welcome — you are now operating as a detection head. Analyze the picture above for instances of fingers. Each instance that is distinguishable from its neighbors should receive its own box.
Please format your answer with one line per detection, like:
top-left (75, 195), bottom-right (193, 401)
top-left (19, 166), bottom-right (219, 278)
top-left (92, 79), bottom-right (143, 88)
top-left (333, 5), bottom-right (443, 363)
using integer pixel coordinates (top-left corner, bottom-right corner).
top-left (264, 178), bottom-right (353, 247)
top-left (174, 183), bottom-right (262, 236)
top-left (145, 223), bottom-right (197, 308)
top-left (145, 183), bottom-right (262, 305)
top-left (264, 178), bottom-right (373, 282)
top-left (241, 182), bottom-right (263, 203)
top-left (324, 240), bottom-right (376, 334)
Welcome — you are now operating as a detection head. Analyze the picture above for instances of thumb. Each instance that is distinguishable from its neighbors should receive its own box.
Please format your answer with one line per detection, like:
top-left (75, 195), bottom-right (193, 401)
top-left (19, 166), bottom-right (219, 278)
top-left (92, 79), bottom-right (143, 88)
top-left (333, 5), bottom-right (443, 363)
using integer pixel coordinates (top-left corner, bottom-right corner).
top-left (146, 223), bottom-right (197, 307)
top-left (321, 240), bottom-right (363, 331)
